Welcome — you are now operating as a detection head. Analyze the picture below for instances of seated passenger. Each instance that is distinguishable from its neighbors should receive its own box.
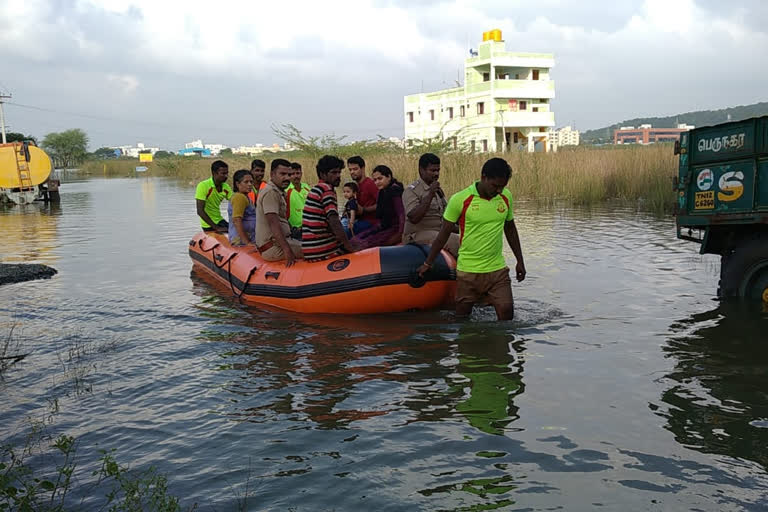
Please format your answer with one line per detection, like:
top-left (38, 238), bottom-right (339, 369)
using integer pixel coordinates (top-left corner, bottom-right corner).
top-left (195, 160), bottom-right (232, 233)
top-left (227, 170), bottom-right (257, 246)
top-left (351, 165), bottom-right (404, 250)
top-left (255, 159), bottom-right (303, 266)
top-left (286, 162), bottom-right (311, 240)
top-left (340, 182), bottom-right (358, 237)
top-left (247, 158), bottom-right (267, 204)
top-left (402, 153), bottom-right (459, 257)
top-left (302, 155), bottom-right (356, 262)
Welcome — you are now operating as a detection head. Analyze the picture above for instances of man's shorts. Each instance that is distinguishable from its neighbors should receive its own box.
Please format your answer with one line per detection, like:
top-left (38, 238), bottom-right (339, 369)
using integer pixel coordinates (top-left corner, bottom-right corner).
top-left (456, 267), bottom-right (513, 306)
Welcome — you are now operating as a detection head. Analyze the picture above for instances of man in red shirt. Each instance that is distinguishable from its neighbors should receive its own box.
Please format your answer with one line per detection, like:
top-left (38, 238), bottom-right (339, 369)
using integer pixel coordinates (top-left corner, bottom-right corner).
top-left (347, 155), bottom-right (378, 234)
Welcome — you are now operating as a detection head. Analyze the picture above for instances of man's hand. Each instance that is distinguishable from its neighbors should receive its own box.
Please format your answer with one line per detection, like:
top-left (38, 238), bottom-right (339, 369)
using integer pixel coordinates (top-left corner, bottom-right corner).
top-left (417, 263), bottom-right (431, 277)
top-left (285, 252), bottom-right (296, 267)
top-left (515, 262), bottom-right (526, 282)
top-left (343, 240), bottom-right (358, 253)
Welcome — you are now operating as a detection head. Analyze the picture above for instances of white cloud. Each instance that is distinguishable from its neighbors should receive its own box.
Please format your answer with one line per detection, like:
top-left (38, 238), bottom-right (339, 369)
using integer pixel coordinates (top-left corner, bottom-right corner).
top-left (106, 73), bottom-right (139, 94)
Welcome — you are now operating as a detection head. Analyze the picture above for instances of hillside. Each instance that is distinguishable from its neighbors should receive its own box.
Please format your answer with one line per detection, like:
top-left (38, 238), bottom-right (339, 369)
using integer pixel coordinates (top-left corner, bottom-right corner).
top-left (582, 102), bottom-right (768, 144)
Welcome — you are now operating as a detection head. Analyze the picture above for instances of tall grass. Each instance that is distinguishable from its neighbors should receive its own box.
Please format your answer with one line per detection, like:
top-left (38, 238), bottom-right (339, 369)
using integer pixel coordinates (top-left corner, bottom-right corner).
top-left (82, 144), bottom-right (678, 212)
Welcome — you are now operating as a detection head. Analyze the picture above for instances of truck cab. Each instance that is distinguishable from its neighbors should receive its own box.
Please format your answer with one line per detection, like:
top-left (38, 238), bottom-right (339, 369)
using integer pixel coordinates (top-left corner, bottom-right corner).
top-left (675, 116), bottom-right (768, 301)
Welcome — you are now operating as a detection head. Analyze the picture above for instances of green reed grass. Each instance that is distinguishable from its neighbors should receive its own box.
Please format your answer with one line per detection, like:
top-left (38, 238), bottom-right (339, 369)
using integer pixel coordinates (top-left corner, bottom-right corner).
top-left (82, 144), bottom-right (677, 213)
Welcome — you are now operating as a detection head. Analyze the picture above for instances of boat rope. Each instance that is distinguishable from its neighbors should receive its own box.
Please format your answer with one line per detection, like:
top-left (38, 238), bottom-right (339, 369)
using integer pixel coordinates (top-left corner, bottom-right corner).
top-left (233, 264), bottom-right (260, 300)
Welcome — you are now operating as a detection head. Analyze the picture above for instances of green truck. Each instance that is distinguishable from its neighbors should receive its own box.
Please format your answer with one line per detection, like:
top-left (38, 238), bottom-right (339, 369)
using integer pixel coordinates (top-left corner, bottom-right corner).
top-left (675, 116), bottom-right (768, 302)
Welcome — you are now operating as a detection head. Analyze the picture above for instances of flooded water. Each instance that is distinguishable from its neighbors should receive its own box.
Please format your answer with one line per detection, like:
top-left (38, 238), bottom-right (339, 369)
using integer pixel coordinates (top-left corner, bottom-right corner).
top-left (1, 177), bottom-right (767, 511)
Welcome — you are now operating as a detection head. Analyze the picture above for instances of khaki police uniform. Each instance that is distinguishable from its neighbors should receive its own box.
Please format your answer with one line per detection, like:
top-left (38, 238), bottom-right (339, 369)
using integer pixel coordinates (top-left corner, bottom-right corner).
top-left (402, 179), bottom-right (459, 257)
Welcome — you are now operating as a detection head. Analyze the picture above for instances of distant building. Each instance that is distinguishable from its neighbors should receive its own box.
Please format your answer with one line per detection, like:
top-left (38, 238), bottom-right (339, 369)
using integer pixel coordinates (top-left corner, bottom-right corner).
top-left (116, 142), bottom-right (159, 158)
top-left (178, 147), bottom-right (211, 157)
top-left (233, 145), bottom-right (265, 156)
top-left (203, 143), bottom-right (228, 156)
top-left (404, 29), bottom-right (556, 152)
top-left (614, 124), bottom-right (694, 145)
top-left (548, 125), bottom-right (579, 150)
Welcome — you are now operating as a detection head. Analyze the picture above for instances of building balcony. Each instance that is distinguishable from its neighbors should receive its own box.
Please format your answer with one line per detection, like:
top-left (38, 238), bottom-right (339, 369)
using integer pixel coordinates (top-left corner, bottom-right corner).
top-left (464, 79), bottom-right (555, 99)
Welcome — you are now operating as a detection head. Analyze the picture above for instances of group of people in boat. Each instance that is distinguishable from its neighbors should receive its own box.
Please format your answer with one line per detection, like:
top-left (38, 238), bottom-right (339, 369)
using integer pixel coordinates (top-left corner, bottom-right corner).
top-left (195, 153), bottom-right (526, 320)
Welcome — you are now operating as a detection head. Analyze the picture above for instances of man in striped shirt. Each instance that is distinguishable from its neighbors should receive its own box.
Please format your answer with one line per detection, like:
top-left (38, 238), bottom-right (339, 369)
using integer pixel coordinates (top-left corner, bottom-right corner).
top-left (302, 155), bottom-right (356, 261)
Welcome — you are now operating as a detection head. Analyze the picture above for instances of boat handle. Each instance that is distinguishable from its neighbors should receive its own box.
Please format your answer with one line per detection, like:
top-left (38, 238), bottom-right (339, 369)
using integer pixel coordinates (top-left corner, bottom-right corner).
top-left (265, 271), bottom-right (280, 280)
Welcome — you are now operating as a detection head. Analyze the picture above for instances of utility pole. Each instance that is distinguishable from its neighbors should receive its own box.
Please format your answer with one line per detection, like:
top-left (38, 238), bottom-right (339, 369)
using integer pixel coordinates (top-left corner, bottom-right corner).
top-left (0, 91), bottom-right (10, 144)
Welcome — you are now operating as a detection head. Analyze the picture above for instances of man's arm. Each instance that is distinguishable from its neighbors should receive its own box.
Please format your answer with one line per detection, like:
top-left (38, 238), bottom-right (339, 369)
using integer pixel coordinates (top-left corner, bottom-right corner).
top-left (406, 182), bottom-right (441, 224)
top-left (196, 199), bottom-right (224, 232)
top-left (417, 219), bottom-right (456, 276)
top-left (266, 213), bottom-right (296, 266)
top-left (504, 219), bottom-right (526, 282)
top-left (328, 212), bottom-right (356, 252)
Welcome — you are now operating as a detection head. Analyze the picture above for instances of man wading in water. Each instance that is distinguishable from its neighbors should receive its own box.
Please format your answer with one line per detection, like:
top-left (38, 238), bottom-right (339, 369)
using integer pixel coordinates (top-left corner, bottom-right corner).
top-left (418, 157), bottom-right (525, 320)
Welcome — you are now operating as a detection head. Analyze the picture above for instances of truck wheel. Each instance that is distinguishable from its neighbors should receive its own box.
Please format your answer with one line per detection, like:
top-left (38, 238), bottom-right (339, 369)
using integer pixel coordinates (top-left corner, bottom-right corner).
top-left (719, 235), bottom-right (768, 301)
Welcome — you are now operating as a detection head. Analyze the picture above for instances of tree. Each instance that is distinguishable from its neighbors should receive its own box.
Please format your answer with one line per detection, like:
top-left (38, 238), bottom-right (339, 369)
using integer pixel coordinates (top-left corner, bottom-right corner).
top-left (42, 129), bottom-right (89, 168)
top-left (153, 150), bottom-right (174, 159)
top-left (219, 148), bottom-right (233, 157)
top-left (92, 147), bottom-right (118, 159)
top-left (3, 132), bottom-right (37, 144)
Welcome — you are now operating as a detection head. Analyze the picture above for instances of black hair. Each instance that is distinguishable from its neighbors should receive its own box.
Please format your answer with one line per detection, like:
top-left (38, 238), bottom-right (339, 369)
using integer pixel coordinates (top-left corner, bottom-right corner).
top-left (271, 158), bottom-right (292, 172)
top-left (347, 155), bottom-right (365, 168)
top-left (211, 160), bottom-right (228, 174)
top-left (343, 181), bottom-right (358, 193)
top-left (251, 159), bottom-right (266, 170)
top-left (233, 169), bottom-right (251, 187)
top-left (372, 165), bottom-right (402, 189)
top-left (418, 153), bottom-right (440, 169)
top-left (290, 162), bottom-right (302, 170)
top-left (316, 155), bottom-right (345, 179)
top-left (481, 157), bottom-right (512, 180)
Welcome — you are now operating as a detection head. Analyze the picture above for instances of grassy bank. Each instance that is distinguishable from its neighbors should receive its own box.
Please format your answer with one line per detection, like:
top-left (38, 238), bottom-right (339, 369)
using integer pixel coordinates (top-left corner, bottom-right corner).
top-left (82, 144), bottom-right (677, 212)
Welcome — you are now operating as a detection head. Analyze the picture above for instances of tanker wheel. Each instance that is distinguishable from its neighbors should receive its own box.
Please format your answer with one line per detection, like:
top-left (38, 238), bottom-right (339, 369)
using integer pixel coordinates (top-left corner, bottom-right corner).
top-left (719, 234), bottom-right (768, 300)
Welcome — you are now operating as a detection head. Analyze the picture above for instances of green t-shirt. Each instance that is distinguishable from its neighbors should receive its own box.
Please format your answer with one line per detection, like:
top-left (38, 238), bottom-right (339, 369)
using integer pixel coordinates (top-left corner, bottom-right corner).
top-left (286, 182), bottom-right (311, 228)
top-left (195, 177), bottom-right (232, 228)
top-left (443, 182), bottom-right (514, 273)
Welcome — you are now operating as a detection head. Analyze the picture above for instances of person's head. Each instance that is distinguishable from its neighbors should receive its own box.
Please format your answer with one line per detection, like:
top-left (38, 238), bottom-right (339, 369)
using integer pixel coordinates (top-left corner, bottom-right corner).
top-left (418, 153), bottom-right (440, 184)
top-left (371, 165), bottom-right (396, 190)
top-left (347, 155), bottom-right (366, 182)
top-left (211, 160), bottom-right (229, 185)
top-left (250, 159), bottom-right (266, 183)
top-left (290, 162), bottom-right (303, 187)
top-left (342, 181), bottom-right (358, 200)
top-left (232, 169), bottom-right (254, 194)
top-left (316, 155), bottom-right (345, 187)
top-left (479, 158), bottom-right (512, 198)
top-left (270, 158), bottom-right (293, 190)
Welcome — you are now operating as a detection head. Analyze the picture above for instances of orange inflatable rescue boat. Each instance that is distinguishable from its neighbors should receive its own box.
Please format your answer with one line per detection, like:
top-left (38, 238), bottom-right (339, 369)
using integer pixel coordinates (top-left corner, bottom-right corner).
top-left (188, 232), bottom-right (456, 314)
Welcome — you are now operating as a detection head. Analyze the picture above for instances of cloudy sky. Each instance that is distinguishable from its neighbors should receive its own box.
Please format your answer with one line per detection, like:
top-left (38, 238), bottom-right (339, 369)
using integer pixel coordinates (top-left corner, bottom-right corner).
top-left (1, 0), bottom-right (765, 150)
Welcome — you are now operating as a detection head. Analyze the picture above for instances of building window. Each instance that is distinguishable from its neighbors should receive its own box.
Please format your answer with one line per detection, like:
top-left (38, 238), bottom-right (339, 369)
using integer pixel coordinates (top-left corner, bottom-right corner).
top-left (471, 140), bottom-right (476, 152)
top-left (477, 102), bottom-right (485, 115)
top-left (482, 139), bottom-right (488, 152)
top-left (533, 69), bottom-right (540, 80)
top-left (515, 74), bottom-right (520, 79)
top-left (533, 107), bottom-right (539, 112)
top-left (519, 100), bottom-right (527, 111)
top-left (429, 109), bottom-right (435, 121)
top-left (460, 105), bottom-right (465, 117)
top-left (408, 112), bottom-right (414, 123)
top-left (483, 72), bottom-right (490, 82)
top-left (448, 107), bottom-right (454, 119)
top-left (513, 132), bottom-right (519, 143)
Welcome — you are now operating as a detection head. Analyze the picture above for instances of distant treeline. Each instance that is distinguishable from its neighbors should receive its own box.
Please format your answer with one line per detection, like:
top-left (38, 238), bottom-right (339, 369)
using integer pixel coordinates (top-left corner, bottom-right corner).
top-left (582, 101), bottom-right (768, 144)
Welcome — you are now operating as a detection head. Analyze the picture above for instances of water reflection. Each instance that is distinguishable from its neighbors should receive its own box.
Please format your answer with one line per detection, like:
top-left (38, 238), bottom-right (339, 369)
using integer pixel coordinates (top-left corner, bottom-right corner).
top-left (659, 304), bottom-right (768, 469)
top-left (0, 202), bottom-right (63, 264)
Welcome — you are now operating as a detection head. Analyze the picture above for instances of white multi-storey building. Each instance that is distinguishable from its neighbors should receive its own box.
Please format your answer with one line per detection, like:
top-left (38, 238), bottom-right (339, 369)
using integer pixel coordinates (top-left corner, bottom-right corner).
top-left (116, 142), bottom-right (159, 157)
top-left (404, 29), bottom-right (556, 152)
top-left (548, 126), bottom-right (580, 149)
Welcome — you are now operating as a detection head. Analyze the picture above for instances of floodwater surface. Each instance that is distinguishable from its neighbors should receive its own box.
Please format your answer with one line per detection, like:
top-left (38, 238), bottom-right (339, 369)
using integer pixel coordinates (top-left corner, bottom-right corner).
top-left (1, 177), bottom-right (767, 511)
